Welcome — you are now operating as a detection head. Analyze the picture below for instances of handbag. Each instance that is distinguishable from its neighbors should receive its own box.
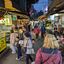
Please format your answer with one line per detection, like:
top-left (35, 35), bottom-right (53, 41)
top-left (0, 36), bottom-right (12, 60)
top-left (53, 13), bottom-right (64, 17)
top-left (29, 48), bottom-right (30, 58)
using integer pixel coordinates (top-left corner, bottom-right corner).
top-left (19, 40), bottom-right (24, 46)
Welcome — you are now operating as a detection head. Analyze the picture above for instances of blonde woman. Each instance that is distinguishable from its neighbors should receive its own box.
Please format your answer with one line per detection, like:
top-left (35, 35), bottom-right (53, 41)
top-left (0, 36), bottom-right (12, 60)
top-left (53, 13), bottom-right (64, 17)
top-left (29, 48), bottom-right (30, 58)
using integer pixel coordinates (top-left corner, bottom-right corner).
top-left (35, 34), bottom-right (62, 64)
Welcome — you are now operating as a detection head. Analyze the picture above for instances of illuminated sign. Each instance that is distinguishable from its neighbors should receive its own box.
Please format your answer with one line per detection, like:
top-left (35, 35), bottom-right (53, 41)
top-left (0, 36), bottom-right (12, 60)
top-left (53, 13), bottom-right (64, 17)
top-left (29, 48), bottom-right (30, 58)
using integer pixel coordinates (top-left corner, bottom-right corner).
top-left (0, 18), bottom-right (12, 25)
top-left (4, 15), bottom-right (12, 25)
top-left (12, 15), bottom-right (17, 21)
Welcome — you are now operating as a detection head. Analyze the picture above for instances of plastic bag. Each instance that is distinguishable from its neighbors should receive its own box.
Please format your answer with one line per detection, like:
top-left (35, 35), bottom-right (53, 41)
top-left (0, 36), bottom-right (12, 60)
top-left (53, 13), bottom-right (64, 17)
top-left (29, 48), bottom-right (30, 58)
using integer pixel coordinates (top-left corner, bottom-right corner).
top-left (19, 40), bottom-right (24, 46)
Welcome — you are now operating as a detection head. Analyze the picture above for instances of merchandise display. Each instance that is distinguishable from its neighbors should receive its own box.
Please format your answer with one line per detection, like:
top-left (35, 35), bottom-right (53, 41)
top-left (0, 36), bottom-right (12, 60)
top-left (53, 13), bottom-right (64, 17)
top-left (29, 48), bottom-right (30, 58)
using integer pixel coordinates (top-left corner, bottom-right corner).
top-left (0, 31), bottom-right (6, 52)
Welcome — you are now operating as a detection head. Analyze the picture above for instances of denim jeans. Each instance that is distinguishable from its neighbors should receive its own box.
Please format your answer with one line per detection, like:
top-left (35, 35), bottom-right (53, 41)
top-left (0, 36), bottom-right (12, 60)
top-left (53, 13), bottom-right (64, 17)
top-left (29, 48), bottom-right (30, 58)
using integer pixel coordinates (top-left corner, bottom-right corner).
top-left (17, 45), bottom-right (22, 59)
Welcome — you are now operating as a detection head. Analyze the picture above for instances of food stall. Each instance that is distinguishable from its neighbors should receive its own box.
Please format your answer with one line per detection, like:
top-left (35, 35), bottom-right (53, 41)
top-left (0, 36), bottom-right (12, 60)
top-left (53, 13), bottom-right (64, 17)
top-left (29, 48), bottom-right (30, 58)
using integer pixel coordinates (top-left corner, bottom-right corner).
top-left (0, 15), bottom-right (12, 53)
top-left (0, 24), bottom-right (11, 53)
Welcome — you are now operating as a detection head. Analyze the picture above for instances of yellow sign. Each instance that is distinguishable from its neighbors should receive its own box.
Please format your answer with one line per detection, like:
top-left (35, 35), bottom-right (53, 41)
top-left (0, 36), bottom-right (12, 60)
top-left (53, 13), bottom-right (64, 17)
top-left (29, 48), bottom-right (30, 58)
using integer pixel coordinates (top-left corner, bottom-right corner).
top-left (0, 31), bottom-right (6, 52)
top-left (4, 0), bottom-right (19, 11)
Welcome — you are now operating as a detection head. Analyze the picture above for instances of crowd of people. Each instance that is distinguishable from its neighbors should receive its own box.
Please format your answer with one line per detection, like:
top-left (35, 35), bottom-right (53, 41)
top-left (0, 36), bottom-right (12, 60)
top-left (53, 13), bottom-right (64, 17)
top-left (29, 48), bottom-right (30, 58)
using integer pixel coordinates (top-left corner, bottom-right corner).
top-left (10, 22), bottom-right (64, 64)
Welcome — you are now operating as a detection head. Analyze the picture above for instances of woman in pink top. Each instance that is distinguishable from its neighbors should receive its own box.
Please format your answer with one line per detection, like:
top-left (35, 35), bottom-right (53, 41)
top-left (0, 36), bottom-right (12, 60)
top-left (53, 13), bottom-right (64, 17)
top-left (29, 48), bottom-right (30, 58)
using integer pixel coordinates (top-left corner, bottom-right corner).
top-left (35, 34), bottom-right (62, 64)
top-left (10, 30), bottom-right (17, 54)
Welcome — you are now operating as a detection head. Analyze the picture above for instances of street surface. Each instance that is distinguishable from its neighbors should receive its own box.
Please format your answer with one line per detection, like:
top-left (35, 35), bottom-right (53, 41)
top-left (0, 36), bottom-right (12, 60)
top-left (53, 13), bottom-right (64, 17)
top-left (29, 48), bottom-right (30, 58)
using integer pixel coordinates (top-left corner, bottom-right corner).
top-left (0, 36), bottom-right (64, 64)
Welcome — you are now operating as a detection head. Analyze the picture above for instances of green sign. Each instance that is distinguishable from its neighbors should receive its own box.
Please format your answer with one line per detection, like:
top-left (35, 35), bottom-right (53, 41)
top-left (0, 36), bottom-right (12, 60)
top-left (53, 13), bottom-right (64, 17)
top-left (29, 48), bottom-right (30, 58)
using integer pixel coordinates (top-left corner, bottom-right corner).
top-left (12, 15), bottom-right (17, 21)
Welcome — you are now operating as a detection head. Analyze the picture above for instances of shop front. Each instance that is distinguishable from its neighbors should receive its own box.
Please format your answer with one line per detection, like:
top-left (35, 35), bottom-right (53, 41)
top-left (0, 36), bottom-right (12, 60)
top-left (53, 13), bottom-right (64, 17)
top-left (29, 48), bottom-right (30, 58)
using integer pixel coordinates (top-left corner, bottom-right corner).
top-left (0, 14), bottom-right (12, 52)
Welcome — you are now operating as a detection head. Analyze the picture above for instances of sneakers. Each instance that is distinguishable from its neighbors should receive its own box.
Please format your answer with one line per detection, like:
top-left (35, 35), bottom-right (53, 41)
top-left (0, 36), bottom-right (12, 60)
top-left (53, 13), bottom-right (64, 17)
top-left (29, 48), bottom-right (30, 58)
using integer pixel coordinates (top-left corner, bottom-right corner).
top-left (31, 62), bottom-right (35, 64)
top-left (16, 56), bottom-right (23, 60)
top-left (16, 58), bottom-right (20, 60)
top-left (12, 52), bottom-right (16, 54)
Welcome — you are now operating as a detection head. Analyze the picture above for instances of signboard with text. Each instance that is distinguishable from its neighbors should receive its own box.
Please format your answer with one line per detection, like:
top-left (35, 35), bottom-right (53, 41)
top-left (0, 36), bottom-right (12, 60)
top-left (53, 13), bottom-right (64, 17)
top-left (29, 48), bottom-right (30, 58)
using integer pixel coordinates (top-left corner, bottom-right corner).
top-left (0, 31), bottom-right (6, 52)
top-left (0, 18), bottom-right (12, 25)
top-left (12, 15), bottom-right (17, 21)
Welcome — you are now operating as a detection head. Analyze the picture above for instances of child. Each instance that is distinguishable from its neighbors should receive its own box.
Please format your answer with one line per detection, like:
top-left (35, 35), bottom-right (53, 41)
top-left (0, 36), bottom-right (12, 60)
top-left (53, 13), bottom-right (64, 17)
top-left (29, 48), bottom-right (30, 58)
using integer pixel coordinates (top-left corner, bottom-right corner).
top-left (16, 37), bottom-right (22, 60)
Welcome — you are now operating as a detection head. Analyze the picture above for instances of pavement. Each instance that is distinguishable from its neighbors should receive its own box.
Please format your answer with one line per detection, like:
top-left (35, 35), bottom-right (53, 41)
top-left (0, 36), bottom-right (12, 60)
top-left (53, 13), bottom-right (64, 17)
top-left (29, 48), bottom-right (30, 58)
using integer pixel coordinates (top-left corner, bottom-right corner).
top-left (0, 52), bottom-right (25, 64)
top-left (0, 36), bottom-right (64, 64)
top-left (0, 36), bottom-right (43, 64)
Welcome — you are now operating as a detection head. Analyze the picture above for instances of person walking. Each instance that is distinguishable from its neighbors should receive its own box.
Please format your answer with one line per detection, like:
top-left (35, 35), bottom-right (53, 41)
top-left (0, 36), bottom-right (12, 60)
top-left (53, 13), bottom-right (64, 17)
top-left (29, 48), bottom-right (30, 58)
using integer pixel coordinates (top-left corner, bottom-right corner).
top-left (10, 30), bottom-right (16, 54)
top-left (15, 36), bottom-right (22, 60)
top-left (24, 32), bottom-right (34, 64)
top-left (34, 25), bottom-right (40, 39)
top-left (31, 29), bottom-right (36, 40)
top-left (35, 33), bottom-right (62, 64)
top-left (54, 25), bottom-right (59, 39)
top-left (41, 24), bottom-right (46, 38)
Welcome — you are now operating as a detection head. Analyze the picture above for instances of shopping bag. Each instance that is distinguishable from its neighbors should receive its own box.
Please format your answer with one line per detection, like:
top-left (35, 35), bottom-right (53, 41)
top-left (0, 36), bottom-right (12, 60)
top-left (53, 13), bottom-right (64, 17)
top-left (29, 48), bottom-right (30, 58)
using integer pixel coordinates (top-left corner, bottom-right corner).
top-left (19, 40), bottom-right (24, 46)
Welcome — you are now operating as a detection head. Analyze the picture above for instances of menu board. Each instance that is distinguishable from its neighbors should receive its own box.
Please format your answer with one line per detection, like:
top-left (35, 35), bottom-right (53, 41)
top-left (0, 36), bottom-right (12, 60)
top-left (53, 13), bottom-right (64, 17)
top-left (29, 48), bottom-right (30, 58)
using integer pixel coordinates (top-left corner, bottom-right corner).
top-left (0, 31), bottom-right (6, 52)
